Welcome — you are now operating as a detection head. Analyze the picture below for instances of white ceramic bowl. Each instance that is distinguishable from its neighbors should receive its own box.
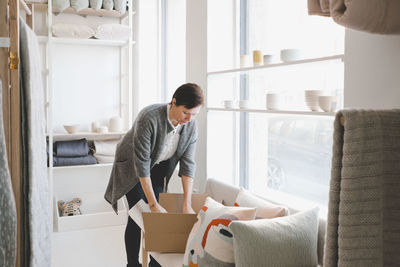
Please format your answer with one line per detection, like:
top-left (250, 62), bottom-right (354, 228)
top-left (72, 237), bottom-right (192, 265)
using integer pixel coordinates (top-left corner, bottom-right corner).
top-left (318, 96), bottom-right (338, 112)
top-left (304, 90), bottom-right (323, 111)
top-left (63, 124), bottom-right (80, 134)
top-left (238, 100), bottom-right (250, 109)
top-left (263, 54), bottom-right (278, 64)
top-left (280, 49), bottom-right (303, 62)
top-left (222, 100), bottom-right (235, 109)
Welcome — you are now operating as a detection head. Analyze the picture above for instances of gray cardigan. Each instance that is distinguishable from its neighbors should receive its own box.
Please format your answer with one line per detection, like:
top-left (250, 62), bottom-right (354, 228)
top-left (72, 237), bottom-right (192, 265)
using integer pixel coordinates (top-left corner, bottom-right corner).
top-left (104, 104), bottom-right (198, 213)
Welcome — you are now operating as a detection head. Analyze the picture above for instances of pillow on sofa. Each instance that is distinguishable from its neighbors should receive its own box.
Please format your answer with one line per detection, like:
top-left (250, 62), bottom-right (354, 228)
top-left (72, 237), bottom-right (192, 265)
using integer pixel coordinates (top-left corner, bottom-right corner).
top-left (102, 0), bottom-right (113, 10)
top-left (114, 0), bottom-right (127, 13)
top-left (229, 207), bottom-right (319, 267)
top-left (183, 197), bottom-right (256, 267)
top-left (52, 23), bottom-right (95, 39)
top-left (234, 187), bottom-right (288, 219)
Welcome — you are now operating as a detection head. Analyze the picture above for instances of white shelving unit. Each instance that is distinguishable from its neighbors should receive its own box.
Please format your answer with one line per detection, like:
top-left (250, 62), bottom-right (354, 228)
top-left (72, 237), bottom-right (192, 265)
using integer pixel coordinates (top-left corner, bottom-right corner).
top-left (206, 54), bottom-right (344, 194)
top-left (207, 54), bottom-right (344, 114)
top-left (208, 54), bottom-right (344, 76)
top-left (207, 107), bottom-right (336, 117)
top-left (32, 1), bottom-right (135, 233)
top-left (37, 35), bottom-right (135, 46)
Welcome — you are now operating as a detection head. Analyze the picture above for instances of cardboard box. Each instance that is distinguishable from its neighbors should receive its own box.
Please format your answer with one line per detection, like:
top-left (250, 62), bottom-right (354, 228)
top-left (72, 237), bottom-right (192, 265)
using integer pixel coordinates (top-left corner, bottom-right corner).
top-left (142, 193), bottom-right (207, 253)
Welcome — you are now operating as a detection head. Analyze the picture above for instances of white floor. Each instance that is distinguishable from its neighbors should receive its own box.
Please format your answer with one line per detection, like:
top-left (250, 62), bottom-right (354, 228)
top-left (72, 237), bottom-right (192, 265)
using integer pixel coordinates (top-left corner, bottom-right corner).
top-left (52, 225), bottom-right (127, 267)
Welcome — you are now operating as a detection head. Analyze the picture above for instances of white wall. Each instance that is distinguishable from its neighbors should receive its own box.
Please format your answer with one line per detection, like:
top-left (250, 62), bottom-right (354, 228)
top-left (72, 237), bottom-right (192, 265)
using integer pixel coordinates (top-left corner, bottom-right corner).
top-left (344, 29), bottom-right (400, 108)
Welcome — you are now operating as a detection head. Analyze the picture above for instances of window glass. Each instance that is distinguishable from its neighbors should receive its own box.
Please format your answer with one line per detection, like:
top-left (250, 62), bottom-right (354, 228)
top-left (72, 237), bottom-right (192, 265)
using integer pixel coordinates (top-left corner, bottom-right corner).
top-left (207, 0), bottom-right (343, 207)
top-left (165, 0), bottom-right (186, 100)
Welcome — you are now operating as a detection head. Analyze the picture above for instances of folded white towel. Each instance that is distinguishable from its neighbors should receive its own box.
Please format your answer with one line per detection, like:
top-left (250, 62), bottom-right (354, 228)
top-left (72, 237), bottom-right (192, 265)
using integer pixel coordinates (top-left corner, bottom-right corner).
top-left (93, 139), bottom-right (120, 156)
top-left (93, 154), bottom-right (114, 164)
top-left (94, 24), bottom-right (131, 41)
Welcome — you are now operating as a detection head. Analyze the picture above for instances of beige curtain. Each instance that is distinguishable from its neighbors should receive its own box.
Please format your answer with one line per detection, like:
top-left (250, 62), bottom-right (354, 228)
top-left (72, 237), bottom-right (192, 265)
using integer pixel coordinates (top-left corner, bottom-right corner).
top-left (308, 0), bottom-right (400, 34)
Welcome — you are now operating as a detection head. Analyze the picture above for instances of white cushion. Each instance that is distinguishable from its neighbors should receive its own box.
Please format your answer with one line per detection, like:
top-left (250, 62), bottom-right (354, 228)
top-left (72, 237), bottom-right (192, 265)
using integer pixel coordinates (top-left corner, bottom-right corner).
top-left (114, 0), bottom-right (127, 13)
top-left (89, 0), bottom-right (102, 10)
top-left (52, 23), bottom-right (95, 39)
top-left (102, 0), bottom-right (113, 10)
top-left (94, 24), bottom-right (131, 41)
top-left (70, 0), bottom-right (89, 12)
top-left (53, 0), bottom-right (70, 11)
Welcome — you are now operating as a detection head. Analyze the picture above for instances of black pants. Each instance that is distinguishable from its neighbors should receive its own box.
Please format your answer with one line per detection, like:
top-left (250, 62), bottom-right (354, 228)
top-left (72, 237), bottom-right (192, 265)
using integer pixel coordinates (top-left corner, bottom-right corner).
top-left (125, 160), bottom-right (171, 267)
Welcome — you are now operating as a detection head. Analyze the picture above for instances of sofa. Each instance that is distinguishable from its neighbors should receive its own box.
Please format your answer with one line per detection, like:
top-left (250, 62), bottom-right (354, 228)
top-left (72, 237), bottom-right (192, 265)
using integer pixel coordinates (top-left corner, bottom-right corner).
top-left (148, 178), bottom-right (326, 267)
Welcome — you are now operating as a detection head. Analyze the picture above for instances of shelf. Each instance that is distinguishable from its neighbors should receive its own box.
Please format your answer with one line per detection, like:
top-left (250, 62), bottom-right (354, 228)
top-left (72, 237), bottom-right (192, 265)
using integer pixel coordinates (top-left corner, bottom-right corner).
top-left (207, 107), bottom-right (336, 117)
top-left (207, 54), bottom-right (344, 76)
top-left (48, 131), bottom-right (126, 141)
top-left (29, 3), bottom-right (135, 18)
top-left (54, 192), bottom-right (127, 232)
top-left (52, 163), bottom-right (113, 170)
top-left (37, 36), bottom-right (135, 47)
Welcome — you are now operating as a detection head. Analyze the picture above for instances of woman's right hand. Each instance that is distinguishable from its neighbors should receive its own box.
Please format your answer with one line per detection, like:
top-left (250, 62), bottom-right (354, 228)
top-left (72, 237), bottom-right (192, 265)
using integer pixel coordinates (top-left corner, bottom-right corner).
top-left (150, 202), bottom-right (167, 213)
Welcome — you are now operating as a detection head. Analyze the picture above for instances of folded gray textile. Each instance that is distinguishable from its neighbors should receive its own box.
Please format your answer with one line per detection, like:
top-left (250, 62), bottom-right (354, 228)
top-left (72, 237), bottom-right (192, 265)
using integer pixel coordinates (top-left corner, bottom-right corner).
top-left (54, 138), bottom-right (90, 157)
top-left (53, 155), bottom-right (97, 167)
top-left (324, 109), bottom-right (400, 267)
top-left (0, 80), bottom-right (17, 267)
top-left (307, 0), bottom-right (400, 34)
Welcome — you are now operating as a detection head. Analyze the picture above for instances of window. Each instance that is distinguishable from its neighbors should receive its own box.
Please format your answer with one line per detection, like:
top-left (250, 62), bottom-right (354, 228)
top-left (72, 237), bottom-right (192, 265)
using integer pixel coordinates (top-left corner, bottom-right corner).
top-left (207, 0), bottom-right (344, 207)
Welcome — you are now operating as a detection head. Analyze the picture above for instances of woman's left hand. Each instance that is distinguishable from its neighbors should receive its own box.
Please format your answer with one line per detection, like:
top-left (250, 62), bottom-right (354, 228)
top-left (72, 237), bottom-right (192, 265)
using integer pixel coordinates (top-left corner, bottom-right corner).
top-left (183, 204), bottom-right (195, 214)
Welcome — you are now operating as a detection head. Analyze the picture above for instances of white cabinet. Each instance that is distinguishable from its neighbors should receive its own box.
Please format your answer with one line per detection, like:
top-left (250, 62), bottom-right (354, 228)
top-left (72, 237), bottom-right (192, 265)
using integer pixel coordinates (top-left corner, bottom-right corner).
top-left (32, 1), bottom-right (135, 232)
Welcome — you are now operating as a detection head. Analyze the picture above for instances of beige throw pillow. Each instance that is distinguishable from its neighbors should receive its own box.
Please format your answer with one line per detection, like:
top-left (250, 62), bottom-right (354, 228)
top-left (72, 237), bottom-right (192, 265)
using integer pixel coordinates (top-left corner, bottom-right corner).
top-left (234, 187), bottom-right (288, 219)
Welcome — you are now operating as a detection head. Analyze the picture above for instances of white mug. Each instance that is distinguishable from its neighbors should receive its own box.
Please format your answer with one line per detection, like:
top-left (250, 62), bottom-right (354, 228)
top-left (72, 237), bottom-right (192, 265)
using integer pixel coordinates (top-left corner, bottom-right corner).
top-left (222, 100), bottom-right (235, 109)
top-left (266, 93), bottom-right (281, 110)
top-left (91, 121), bottom-right (100, 133)
top-left (238, 100), bottom-right (250, 109)
top-left (109, 117), bottom-right (123, 132)
top-left (240, 55), bottom-right (251, 68)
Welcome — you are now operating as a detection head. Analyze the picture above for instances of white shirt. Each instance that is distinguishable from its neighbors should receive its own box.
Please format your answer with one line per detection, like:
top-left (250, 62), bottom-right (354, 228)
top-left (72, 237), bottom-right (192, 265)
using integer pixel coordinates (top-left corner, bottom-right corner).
top-left (156, 104), bottom-right (181, 164)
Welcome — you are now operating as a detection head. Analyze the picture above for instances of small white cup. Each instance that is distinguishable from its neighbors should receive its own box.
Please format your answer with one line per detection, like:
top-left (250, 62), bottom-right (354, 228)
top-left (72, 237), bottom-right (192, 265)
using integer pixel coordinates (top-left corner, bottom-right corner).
top-left (240, 55), bottom-right (251, 68)
top-left (109, 117), bottom-right (123, 132)
top-left (91, 121), bottom-right (100, 133)
top-left (222, 100), bottom-right (235, 109)
top-left (263, 54), bottom-right (277, 64)
top-left (97, 126), bottom-right (108, 134)
top-left (238, 100), bottom-right (250, 109)
top-left (266, 93), bottom-right (281, 110)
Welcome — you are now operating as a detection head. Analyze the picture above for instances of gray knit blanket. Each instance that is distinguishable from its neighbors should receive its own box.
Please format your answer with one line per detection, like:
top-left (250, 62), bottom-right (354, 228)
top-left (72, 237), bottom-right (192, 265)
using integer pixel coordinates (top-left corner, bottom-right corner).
top-left (324, 109), bottom-right (400, 267)
top-left (0, 80), bottom-right (17, 267)
top-left (20, 19), bottom-right (51, 267)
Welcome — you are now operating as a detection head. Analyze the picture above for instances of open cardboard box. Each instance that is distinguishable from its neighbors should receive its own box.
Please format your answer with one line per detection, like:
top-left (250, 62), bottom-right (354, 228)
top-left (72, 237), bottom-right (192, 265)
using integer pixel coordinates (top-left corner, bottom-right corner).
top-left (142, 193), bottom-right (207, 253)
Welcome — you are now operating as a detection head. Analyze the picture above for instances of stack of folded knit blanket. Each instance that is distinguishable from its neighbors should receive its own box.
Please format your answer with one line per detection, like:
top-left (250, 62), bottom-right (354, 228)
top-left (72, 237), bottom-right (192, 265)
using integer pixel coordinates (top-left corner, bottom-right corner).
top-left (93, 139), bottom-right (120, 163)
top-left (52, 139), bottom-right (97, 167)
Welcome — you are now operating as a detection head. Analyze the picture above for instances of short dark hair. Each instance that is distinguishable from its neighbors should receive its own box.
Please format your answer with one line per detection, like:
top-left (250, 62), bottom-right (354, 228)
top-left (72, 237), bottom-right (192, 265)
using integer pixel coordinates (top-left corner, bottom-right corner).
top-left (171, 83), bottom-right (204, 109)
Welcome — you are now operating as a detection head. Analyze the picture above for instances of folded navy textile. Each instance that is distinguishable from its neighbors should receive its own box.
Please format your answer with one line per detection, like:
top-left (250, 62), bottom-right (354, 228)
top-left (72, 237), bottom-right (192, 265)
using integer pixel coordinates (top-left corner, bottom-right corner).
top-left (53, 155), bottom-right (97, 167)
top-left (54, 139), bottom-right (89, 157)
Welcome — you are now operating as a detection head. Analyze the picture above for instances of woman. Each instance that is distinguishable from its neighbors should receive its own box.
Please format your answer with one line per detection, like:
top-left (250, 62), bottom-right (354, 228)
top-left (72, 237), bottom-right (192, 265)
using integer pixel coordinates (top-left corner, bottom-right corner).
top-left (105, 83), bottom-right (204, 267)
